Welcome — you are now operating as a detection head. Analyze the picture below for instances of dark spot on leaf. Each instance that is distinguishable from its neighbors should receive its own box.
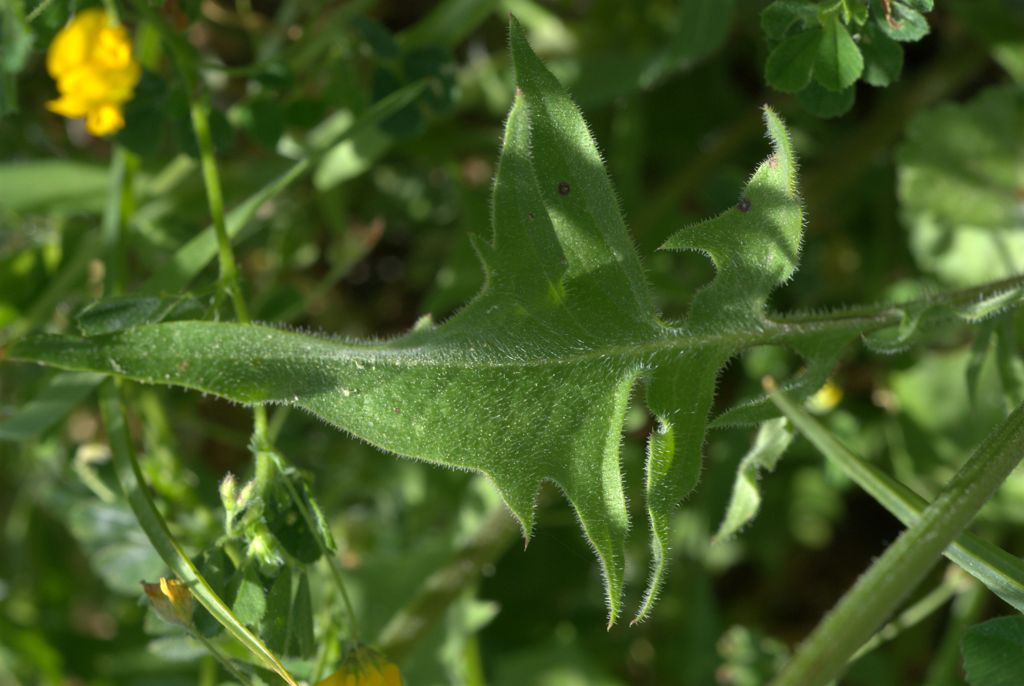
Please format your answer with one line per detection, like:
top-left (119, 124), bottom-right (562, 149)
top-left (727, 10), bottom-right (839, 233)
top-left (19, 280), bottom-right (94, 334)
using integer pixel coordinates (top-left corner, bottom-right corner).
top-left (393, 407), bottom-right (401, 414)
top-left (558, 181), bottom-right (571, 196)
top-left (528, 212), bottom-right (535, 220)
top-left (736, 198), bottom-right (752, 213)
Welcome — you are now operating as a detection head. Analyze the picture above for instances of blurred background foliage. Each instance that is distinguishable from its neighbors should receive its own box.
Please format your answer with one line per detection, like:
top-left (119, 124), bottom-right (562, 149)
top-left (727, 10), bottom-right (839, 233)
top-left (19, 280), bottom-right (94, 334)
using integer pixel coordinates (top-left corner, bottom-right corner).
top-left (1, 0), bottom-right (1024, 684)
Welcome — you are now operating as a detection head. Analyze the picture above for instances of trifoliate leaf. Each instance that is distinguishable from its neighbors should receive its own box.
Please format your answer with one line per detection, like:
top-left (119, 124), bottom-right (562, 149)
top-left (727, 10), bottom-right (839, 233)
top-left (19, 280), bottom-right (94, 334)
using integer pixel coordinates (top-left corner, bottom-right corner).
top-left (761, 0), bottom-right (819, 41)
top-left (860, 22), bottom-right (904, 87)
top-left (814, 13), bottom-right (864, 92)
top-left (874, 0), bottom-right (931, 42)
top-left (765, 28), bottom-right (823, 93)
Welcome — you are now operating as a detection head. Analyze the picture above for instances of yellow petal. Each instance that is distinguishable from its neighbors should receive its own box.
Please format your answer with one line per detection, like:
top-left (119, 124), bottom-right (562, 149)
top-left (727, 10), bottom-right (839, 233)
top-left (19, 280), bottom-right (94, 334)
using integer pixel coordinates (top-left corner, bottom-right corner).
top-left (47, 8), bottom-right (109, 78)
top-left (100, 62), bottom-right (142, 103)
top-left (93, 26), bottom-right (134, 70)
top-left (57, 65), bottom-right (109, 104)
top-left (46, 93), bottom-right (90, 118)
top-left (86, 104), bottom-right (125, 136)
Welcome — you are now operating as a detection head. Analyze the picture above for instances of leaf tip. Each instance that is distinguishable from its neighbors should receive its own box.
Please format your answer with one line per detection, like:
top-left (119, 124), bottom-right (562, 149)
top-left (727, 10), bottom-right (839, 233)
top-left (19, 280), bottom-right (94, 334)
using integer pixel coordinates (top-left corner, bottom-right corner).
top-left (760, 105), bottom-right (798, 193)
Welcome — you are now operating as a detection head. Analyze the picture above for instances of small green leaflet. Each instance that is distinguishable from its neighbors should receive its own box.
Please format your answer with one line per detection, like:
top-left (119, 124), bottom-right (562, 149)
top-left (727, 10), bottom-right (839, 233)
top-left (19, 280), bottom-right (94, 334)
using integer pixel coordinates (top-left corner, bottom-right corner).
top-left (9, 19), bottom-right (1024, 624)
top-left (962, 616), bottom-right (1024, 686)
top-left (712, 418), bottom-right (795, 544)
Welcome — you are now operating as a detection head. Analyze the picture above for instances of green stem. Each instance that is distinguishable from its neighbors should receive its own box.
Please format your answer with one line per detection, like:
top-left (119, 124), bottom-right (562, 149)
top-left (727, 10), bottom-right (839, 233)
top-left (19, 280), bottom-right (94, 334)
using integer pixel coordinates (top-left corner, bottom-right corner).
top-left (187, 83), bottom-right (272, 450)
top-left (189, 99), bottom-right (252, 325)
top-left (768, 389), bottom-right (1024, 686)
top-left (101, 0), bottom-right (120, 24)
top-left (924, 580), bottom-right (987, 686)
top-left (770, 388), bottom-right (1024, 613)
top-left (26, 0), bottom-right (57, 22)
top-left (99, 380), bottom-right (298, 686)
top-left (849, 575), bottom-right (958, 663)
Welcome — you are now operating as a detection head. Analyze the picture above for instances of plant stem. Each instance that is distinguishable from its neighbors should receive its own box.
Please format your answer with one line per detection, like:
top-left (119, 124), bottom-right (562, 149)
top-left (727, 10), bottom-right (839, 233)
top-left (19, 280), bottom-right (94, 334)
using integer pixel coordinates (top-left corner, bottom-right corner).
top-left (99, 380), bottom-right (299, 686)
top-left (187, 88), bottom-right (273, 455)
top-left (101, 0), bottom-right (119, 24)
top-left (26, 0), bottom-right (57, 22)
top-left (189, 100), bottom-right (252, 325)
top-left (168, 14), bottom-right (366, 646)
top-left (768, 387), bottom-right (1024, 686)
top-left (769, 388), bottom-right (1024, 613)
top-left (923, 580), bottom-right (987, 686)
top-left (849, 574), bottom-right (958, 663)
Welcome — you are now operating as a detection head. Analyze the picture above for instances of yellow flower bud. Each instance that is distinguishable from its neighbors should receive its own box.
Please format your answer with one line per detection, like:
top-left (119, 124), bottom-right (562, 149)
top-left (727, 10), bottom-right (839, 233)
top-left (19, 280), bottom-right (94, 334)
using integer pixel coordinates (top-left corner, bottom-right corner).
top-left (807, 379), bottom-right (843, 414)
top-left (45, 8), bottom-right (140, 136)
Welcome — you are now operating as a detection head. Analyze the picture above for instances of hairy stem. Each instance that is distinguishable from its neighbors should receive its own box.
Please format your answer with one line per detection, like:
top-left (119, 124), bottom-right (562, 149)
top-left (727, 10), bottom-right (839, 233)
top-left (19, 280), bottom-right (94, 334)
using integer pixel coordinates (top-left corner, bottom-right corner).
top-left (768, 388), bottom-right (1024, 686)
top-left (768, 386), bottom-right (1024, 613)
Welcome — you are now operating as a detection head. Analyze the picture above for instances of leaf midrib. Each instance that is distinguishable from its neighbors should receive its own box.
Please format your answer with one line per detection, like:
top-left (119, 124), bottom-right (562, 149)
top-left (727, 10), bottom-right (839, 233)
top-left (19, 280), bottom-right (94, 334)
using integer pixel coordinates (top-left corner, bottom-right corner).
top-left (16, 312), bottom-right (891, 372)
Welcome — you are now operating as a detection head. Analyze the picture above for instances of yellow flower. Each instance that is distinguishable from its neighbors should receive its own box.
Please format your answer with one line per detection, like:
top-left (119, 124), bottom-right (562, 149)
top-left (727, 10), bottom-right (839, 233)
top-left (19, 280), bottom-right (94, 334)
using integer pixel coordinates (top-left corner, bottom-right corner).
top-left (46, 8), bottom-right (140, 136)
top-left (317, 645), bottom-right (402, 686)
top-left (142, 577), bottom-right (195, 626)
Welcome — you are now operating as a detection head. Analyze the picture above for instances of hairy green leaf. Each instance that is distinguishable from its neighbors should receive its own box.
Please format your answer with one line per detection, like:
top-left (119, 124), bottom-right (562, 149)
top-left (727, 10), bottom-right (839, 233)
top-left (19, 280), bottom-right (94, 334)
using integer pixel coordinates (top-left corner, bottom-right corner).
top-left (232, 568), bottom-right (267, 627)
top-left (9, 20), bottom-right (1024, 624)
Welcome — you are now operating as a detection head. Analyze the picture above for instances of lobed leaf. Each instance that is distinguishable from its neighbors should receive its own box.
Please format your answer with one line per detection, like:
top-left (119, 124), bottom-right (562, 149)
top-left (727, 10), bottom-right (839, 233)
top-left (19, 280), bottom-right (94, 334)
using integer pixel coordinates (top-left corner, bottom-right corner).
top-left (8, 20), bottom-right (1024, 623)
